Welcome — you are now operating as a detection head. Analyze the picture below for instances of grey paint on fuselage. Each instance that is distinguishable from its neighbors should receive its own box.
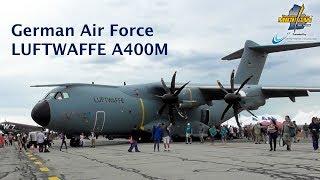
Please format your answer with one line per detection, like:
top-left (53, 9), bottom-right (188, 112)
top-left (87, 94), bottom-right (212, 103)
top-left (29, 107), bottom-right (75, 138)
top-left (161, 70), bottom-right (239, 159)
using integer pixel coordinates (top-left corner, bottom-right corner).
top-left (43, 83), bottom-right (237, 137)
top-left (47, 85), bottom-right (141, 135)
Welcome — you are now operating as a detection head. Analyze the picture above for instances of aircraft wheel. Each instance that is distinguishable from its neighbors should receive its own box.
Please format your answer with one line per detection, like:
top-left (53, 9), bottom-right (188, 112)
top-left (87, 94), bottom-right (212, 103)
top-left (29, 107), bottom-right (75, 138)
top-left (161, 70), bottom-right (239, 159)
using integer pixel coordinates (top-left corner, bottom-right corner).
top-left (70, 137), bottom-right (80, 147)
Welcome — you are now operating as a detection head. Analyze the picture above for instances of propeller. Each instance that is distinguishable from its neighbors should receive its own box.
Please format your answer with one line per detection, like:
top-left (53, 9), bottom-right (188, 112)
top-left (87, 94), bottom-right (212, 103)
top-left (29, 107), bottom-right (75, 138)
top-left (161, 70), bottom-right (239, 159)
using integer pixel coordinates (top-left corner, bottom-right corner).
top-left (217, 70), bottom-right (257, 131)
top-left (157, 71), bottom-right (190, 124)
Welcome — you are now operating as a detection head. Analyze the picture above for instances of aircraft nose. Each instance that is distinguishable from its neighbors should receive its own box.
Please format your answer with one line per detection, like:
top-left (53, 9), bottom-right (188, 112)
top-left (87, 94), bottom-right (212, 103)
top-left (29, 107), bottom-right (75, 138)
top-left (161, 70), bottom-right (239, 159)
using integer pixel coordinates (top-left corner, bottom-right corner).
top-left (31, 100), bottom-right (51, 127)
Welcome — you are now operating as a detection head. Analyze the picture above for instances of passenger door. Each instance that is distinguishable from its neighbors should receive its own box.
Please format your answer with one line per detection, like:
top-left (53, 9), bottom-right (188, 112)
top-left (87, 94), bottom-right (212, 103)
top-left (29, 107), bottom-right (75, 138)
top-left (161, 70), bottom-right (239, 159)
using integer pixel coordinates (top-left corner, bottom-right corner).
top-left (93, 111), bottom-right (105, 132)
top-left (200, 109), bottom-right (210, 125)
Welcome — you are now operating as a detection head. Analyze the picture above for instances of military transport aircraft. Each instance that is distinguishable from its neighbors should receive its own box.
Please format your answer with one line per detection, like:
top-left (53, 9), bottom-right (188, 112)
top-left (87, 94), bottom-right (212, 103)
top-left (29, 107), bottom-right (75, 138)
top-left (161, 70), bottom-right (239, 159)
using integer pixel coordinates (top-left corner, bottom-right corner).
top-left (31, 40), bottom-right (320, 145)
top-left (0, 121), bottom-right (42, 134)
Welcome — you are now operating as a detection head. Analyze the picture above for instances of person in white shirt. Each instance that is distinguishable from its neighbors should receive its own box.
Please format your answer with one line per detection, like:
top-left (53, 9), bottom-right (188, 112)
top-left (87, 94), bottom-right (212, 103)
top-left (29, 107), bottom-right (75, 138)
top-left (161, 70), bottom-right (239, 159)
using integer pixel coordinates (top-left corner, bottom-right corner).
top-left (90, 132), bottom-right (96, 148)
top-left (80, 133), bottom-right (85, 147)
top-left (229, 126), bottom-right (234, 139)
top-left (28, 131), bottom-right (38, 148)
top-left (37, 131), bottom-right (46, 152)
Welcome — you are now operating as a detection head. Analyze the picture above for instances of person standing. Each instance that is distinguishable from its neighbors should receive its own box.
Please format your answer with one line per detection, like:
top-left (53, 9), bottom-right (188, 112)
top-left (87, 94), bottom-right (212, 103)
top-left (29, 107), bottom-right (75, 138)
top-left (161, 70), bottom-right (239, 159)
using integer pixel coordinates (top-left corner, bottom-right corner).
top-left (60, 133), bottom-right (67, 151)
top-left (167, 123), bottom-right (173, 143)
top-left (229, 126), bottom-right (234, 140)
top-left (28, 131), bottom-right (37, 149)
top-left (309, 117), bottom-right (320, 151)
top-left (4, 134), bottom-right (8, 146)
top-left (80, 133), bottom-right (85, 147)
top-left (303, 123), bottom-right (309, 139)
top-left (267, 119), bottom-right (278, 151)
top-left (152, 124), bottom-right (162, 152)
top-left (282, 115), bottom-right (294, 151)
top-left (37, 131), bottom-right (46, 152)
top-left (128, 126), bottom-right (140, 152)
top-left (185, 123), bottom-right (192, 144)
top-left (17, 134), bottom-right (23, 152)
top-left (47, 132), bottom-right (54, 148)
top-left (209, 126), bottom-right (218, 144)
top-left (293, 121), bottom-right (298, 143)
top-left (90, 132), bottom-right (96, 148)
top-left (199, 124), bottom-right (205, 143)
top-left (221, 125), bottom-right (228, 144)
top-left (8, 133), bottom-right (13, 146)
top-left (253, 123), bottom-right (262, 144)
top-left (0, 133), bottom-right (5, 148)
top-left (21, 133), bottom-right (28, 151)
top-left (162, 123), bottom-right (171, 151)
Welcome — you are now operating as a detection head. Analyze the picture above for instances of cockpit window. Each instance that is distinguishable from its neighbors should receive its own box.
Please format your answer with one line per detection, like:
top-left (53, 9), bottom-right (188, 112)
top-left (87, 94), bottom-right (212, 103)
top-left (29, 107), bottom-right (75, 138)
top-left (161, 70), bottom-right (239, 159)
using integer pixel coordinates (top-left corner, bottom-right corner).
top-left (55, 92), bottom-right (63, 100)
top-left (45, 92), bottom-right (69, 100)
top-left (62, 92), bottom-right (69, 99)
top-left (45, 93), bottom-right (56, 100)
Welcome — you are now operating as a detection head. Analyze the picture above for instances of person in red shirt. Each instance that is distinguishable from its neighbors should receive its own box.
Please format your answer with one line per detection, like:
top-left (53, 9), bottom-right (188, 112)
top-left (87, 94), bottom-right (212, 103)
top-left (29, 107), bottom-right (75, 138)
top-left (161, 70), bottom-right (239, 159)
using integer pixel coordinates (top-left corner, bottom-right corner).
top-left (0, 133), bottom-right (5, 148)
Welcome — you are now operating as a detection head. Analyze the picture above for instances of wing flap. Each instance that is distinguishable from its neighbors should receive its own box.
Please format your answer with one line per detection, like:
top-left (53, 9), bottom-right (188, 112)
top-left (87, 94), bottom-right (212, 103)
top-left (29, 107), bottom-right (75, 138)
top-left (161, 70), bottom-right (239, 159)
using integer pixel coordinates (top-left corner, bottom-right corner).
top-left (262, 87), bottom-right (320, 98)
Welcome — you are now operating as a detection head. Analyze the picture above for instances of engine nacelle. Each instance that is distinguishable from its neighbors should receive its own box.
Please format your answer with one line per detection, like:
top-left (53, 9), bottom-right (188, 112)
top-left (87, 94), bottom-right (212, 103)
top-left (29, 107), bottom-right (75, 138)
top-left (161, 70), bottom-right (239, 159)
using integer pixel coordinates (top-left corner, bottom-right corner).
top-left (179, 100), bottom-right (199, 109)
top-left (240, 86), bottom-right (266, 110)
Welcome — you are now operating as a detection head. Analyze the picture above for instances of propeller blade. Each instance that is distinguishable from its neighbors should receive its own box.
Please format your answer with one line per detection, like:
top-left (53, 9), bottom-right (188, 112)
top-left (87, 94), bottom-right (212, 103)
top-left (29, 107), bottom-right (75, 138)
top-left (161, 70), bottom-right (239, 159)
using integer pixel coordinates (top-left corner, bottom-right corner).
top-left (245, 109), bottom-right (257, 118)
top-left (233, 107), bottom-right (241, 128)
top-left (230, 69), bottom-right (235, 93)
top-left (174, 105), bottom-right (187, 119)
top-left (220, 103), bottom-right (232, 120)
top-left (158, 104), bottom-right (167, 115)
top-left (170, 71), bottom-right (177, 94)
top-left (217, 80), bottom-right (228, 95)
top-left (236, 75), bottom-right (253, 94)
top-left (161, 78), bottom-right (170, 93)
top-left (173, 81), bottom-right (190, 96)
top-left (233, 105), bottom-right (243, 137)
top-left (155, 95), bottom-right (162, 98)
top-left (241, 105), bottom-right (257, 118)
top-left (168, 105), bottom-right (175, 124)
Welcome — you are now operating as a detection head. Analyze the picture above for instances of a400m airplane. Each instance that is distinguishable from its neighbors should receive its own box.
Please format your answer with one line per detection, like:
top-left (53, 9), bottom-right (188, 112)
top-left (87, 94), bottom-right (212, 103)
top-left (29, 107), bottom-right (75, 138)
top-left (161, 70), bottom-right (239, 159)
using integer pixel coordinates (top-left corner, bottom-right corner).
top-left (31, 40), bottom-right (320, 145)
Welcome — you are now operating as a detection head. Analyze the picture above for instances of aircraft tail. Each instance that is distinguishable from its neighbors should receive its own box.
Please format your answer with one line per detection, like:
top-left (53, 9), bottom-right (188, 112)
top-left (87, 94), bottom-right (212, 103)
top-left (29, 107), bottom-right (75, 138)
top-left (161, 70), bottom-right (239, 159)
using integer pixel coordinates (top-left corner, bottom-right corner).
top-left (221, 40), bottom-right (320, 85)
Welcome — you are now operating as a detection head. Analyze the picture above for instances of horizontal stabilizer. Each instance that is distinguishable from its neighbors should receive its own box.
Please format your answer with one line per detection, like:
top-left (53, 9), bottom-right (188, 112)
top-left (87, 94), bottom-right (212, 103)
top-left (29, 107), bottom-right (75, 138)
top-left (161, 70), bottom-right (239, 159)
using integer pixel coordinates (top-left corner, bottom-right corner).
top-left (250, 42), bottom-right (320, 53)
top-left (222, 41), bottom-right (320, 60)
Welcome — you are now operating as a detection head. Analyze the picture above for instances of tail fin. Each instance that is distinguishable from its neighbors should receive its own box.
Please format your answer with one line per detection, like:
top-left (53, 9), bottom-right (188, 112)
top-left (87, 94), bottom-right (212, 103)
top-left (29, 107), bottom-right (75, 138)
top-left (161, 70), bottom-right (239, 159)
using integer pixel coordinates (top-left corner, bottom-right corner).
top-left (222, 40), bottom-right (320, 85)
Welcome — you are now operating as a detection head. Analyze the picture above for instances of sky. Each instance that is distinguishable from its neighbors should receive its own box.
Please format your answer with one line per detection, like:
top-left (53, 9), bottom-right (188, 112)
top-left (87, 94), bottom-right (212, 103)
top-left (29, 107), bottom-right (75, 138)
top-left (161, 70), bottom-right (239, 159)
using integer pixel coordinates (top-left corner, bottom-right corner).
top-left (0, 0), bottom-right (319, 125)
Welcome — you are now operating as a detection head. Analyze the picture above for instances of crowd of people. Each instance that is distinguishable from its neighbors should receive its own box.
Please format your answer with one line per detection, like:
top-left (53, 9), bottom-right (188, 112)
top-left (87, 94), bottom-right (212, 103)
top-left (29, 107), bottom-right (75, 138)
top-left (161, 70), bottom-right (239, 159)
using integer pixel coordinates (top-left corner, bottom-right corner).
top-left (1, 115), bottom-right (320, 154)
top-left (136, 115), bottom-right (320, 153)
top-left (242, 116), bottom-right (312, 151)
top-left (0, 130), bottom-right (57, 152)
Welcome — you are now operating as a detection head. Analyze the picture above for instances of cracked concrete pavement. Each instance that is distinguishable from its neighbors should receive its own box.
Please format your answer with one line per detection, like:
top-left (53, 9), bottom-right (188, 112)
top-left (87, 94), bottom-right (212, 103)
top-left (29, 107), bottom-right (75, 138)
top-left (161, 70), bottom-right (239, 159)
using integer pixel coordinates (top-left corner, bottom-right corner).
top-left (0, 144), bottom-right (46, 180)
top-left (2, 140), bottom-right (320, 180)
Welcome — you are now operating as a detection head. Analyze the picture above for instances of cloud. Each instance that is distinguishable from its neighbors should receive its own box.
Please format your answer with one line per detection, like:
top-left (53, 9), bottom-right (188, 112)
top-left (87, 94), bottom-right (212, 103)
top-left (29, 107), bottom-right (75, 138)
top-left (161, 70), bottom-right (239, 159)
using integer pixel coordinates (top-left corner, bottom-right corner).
top-left (150, 51), bottom-right (224, 68)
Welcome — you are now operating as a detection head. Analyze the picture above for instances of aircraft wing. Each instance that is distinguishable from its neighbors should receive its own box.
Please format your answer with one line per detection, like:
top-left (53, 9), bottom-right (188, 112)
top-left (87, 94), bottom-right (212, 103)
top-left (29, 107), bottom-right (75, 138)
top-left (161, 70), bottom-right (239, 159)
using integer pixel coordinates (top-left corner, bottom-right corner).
top-left (261, 87), bottom-right (320, 98)
top-left (31, 83), bottom-right (118, 88)
top-left (193, 85), bottom-right (320, 101)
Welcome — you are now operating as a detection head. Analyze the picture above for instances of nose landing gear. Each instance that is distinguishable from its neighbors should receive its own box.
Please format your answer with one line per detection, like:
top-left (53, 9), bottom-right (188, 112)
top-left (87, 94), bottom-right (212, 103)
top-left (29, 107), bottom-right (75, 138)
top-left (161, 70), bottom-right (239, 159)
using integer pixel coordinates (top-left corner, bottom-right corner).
top-left (70, 136), bottom-right (80, 147)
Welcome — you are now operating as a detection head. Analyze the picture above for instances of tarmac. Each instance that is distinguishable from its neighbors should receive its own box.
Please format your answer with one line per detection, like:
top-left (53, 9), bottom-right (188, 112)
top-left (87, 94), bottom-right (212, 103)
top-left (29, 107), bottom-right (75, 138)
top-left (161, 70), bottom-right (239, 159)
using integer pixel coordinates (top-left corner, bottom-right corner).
top-left (1, 139), bottom-right (320, 180)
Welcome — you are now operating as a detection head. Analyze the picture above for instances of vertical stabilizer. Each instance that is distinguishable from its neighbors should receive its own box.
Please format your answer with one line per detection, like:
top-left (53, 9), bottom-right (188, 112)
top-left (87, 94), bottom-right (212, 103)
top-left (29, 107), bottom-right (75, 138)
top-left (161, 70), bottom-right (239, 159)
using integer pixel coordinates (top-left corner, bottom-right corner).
top-left (221, 40), bottom-right (320, 85)
top-left (234, 40), bottom-right (266, 85)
